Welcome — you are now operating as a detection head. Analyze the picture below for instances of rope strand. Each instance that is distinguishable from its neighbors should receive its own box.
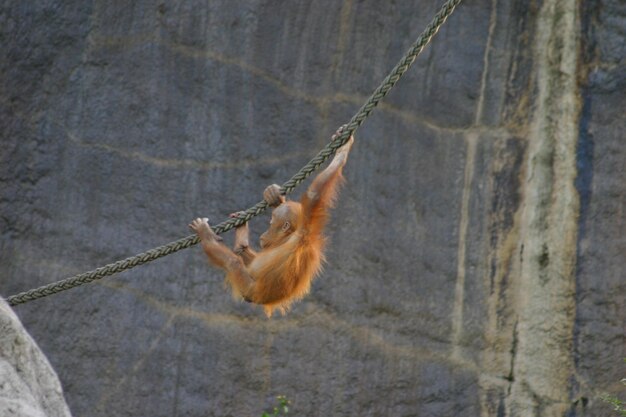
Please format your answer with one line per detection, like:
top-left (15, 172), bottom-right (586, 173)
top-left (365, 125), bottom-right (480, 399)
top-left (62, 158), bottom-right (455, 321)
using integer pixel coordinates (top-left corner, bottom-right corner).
top-left (7, 0), bottom-right (463, 307)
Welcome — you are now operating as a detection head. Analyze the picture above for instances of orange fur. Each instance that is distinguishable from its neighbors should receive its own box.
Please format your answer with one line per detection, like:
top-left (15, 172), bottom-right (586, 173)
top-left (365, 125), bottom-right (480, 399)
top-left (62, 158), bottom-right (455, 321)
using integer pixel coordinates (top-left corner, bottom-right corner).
top-left (249, 174), bottom-right (341, 316)
top-left (195, 133), bottom-right (352, 317)
top-left (230, 171), bottom-right (343, 317)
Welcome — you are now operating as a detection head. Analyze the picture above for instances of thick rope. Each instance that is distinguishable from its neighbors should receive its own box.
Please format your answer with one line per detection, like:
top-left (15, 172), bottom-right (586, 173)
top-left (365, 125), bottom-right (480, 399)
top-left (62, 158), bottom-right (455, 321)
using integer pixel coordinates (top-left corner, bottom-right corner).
top-left (7, 0), bottom-right (463, 307)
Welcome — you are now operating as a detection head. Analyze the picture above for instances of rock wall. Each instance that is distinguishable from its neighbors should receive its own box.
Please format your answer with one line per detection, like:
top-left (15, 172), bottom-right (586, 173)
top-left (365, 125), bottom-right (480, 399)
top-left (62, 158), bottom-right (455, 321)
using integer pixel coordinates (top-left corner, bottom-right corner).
top-left (1, 0), bottom-right (624, 416)
top-left (0, 299), bottom-right (71, 417)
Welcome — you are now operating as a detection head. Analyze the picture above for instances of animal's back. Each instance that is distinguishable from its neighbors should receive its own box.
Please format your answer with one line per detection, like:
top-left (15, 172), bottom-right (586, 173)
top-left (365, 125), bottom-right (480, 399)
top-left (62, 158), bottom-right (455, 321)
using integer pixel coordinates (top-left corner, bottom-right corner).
top-left (250, 232), bottom-right (326, 316)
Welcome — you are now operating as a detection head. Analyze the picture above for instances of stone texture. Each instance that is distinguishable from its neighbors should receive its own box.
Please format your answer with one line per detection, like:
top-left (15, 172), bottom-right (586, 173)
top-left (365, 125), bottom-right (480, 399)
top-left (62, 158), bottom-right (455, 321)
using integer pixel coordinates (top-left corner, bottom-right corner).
top-left (0, 298), bottom-right (71, 417)
top-left (0, 0), bottom-right (624, 416)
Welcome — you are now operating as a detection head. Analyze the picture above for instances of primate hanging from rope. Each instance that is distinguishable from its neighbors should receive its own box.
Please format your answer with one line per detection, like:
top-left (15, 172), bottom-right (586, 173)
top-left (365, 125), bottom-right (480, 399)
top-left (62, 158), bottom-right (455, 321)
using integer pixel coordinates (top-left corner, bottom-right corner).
top-left (189, 126), bottom-right (354, 316)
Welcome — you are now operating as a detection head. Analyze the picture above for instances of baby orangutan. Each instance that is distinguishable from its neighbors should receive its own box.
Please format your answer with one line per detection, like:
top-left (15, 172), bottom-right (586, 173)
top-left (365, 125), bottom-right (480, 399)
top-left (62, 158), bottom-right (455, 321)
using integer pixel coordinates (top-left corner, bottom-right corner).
top-left (189, 127), bottom-right (354, 316)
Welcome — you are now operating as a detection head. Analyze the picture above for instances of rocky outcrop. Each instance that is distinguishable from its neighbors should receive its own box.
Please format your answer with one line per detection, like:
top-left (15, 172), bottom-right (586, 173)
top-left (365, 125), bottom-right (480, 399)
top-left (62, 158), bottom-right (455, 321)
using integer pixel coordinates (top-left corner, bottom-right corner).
top-left (0, 299), bottom-right (71, 417)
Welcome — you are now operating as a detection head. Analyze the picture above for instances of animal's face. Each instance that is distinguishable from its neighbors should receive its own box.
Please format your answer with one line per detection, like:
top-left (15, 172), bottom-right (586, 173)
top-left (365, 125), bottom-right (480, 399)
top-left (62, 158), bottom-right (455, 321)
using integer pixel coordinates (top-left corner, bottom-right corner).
top-left (260, 202), bottom-right (300, 249)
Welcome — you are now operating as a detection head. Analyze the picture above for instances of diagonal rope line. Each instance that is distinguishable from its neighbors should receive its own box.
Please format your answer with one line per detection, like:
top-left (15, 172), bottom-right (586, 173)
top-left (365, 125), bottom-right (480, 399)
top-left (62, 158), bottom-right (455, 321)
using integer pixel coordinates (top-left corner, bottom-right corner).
top-left (7, 0), bottom-right (463, 307)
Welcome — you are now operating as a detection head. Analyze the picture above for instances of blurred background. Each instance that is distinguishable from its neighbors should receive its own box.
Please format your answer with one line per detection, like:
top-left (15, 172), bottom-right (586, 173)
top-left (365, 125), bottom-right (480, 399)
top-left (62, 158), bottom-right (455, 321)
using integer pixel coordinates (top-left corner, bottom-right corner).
top-left (1, 0), bottom-right (624, 416)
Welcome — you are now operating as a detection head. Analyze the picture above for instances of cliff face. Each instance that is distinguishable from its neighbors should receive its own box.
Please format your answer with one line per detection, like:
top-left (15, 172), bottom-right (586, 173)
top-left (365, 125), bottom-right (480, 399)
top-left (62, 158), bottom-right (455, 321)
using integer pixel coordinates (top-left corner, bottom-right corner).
top-left (1, 0), bottom-right (624, 416)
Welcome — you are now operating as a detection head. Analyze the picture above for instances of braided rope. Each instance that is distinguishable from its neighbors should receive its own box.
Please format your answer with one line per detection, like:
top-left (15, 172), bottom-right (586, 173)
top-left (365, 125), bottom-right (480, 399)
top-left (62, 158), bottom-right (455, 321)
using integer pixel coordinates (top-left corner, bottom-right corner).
top-left (7, 0), bottom-right (462, 307)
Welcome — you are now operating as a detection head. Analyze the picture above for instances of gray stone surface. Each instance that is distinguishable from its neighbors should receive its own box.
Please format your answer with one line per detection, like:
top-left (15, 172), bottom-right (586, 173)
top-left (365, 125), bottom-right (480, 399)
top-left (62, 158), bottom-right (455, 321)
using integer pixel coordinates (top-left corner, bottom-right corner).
top-left (0, 0), bottom-right (624, 416)
top-left (0, 298), bottom-right (71, 417)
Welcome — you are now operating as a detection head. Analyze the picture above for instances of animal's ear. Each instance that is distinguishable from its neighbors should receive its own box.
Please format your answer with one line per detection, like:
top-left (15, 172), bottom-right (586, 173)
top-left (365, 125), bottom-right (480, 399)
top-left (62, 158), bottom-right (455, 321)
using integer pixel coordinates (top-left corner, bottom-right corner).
top-left (281, 222), bottom-right (291, 232)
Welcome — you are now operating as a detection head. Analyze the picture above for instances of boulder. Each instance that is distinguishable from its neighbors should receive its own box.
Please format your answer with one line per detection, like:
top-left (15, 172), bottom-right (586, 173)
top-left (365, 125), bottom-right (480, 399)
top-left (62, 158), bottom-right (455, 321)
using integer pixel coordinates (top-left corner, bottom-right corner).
top-left (0, 299), bottom-right (71, 417)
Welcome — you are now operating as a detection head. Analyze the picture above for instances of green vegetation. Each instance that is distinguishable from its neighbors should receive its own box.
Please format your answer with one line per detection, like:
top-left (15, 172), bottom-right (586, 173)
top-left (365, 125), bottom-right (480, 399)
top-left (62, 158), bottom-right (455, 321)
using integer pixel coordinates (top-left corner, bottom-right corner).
top-left (261, 396), bottom-right (290, 417)
top-left (601, 359), bottom-right (626, 416)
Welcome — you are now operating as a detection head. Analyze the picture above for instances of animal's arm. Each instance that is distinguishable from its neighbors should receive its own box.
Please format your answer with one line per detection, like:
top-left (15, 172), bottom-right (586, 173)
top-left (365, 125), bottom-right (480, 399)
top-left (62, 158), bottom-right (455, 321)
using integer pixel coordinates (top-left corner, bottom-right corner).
top-left (200, 237), bottom-right (240, 270)
top-left (189, 218), bottom-right (256, 299)
top-left (236, 246), bottom-right (257, 266)
top-left (301, 128), bottom-right (354, 223)
top-left (230, 212), bottom-right (257, 266)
